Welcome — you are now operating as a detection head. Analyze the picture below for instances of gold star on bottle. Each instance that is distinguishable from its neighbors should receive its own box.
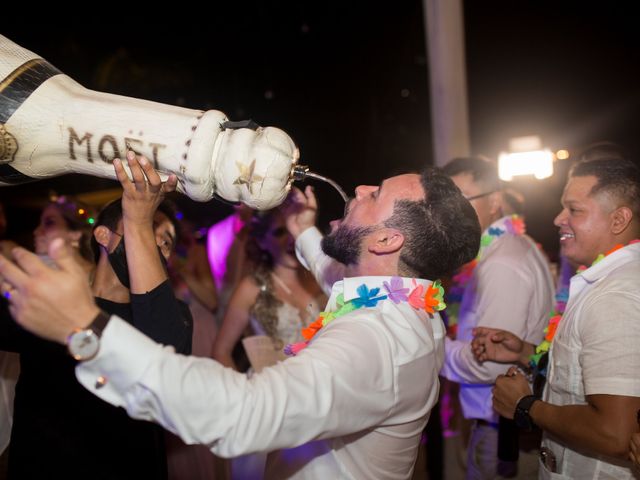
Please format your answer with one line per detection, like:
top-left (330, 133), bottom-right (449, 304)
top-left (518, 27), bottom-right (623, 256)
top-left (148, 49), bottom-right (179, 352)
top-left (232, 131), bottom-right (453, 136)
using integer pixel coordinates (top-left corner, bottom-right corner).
top-left (233, 159), bottom-right (264, 194)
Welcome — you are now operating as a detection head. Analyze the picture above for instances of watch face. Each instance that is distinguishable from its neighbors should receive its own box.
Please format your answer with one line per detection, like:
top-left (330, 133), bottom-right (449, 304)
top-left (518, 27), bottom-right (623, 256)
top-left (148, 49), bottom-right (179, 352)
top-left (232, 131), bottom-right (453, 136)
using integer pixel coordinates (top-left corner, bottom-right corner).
top-left (67, 329), bottom-right (100, 361)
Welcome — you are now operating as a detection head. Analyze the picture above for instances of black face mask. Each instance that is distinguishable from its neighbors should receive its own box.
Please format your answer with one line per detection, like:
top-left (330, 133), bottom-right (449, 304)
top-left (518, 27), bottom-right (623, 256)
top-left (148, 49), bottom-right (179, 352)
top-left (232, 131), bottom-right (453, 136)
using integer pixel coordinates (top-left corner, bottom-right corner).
top-left (107, 236), bottom-right (169, 289)
top-left (108, 237), bottom-right (130, 289)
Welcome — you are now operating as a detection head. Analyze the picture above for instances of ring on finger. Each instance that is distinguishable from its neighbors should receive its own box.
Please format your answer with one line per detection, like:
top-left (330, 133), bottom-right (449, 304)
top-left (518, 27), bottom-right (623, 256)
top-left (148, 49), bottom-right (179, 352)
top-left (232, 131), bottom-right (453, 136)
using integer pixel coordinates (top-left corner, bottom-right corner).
top-left (2, 286), bottom-right (14, 300)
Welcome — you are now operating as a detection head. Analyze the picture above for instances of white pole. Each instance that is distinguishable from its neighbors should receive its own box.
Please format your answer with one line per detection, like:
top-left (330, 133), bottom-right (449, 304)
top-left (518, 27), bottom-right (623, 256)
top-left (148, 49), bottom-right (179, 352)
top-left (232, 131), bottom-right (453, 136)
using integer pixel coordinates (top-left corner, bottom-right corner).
top-left (423, 0), bottom-right (471, 166)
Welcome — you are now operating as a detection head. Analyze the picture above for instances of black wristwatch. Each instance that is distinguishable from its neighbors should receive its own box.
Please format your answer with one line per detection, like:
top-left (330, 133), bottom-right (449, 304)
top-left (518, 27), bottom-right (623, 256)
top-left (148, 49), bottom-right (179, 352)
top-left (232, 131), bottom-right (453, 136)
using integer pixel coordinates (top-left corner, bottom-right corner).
top-left (66, 310), bottom-right (110, 361)
top-left (514, 394), bottom-right (540, 431)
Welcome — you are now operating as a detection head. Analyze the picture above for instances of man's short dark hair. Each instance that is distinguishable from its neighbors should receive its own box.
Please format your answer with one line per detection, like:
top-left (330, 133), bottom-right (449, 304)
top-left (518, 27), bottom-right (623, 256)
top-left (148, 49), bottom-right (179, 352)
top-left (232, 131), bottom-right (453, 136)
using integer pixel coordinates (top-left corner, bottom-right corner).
top-left (441, 156), bottom-right (501, 192)
top-left (577, 141), bottom-right (629, 163)
top-left (90, 198), bottom-right (180, 262)
top-left (569, 156), bottom-right (640, 218)
top-left (384, 168), bottom-right (480, 279)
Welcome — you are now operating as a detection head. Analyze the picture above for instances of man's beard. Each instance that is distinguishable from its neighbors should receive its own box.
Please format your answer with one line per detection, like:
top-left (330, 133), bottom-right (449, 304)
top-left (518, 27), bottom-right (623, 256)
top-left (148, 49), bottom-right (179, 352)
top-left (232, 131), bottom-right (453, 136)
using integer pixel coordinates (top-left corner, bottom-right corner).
top-left (321, 224), bottom-right (376, 266)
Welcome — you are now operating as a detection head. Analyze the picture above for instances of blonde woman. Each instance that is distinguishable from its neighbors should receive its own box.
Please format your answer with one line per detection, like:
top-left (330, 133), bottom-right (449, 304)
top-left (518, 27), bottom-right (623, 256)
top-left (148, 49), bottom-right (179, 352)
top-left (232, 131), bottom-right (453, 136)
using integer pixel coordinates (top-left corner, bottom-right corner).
top-left (212, 203), bottom-right (326, 371)
top-left (212, 202), bottom-right (326, 480)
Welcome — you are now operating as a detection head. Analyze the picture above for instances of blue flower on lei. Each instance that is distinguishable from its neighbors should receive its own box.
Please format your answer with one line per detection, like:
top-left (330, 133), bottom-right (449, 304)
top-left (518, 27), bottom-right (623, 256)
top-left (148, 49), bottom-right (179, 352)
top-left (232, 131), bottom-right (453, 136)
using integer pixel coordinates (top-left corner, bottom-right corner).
top-left (352, 284), bottom-right (388, 308)
top-left (488, 226), bottom-right (505, 237)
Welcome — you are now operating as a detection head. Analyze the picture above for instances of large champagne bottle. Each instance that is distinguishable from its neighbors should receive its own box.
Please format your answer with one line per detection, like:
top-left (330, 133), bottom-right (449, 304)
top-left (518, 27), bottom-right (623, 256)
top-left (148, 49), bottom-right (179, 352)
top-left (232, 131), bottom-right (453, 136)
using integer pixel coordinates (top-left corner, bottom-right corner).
top-left (0, 35), bottom-right (299, 210)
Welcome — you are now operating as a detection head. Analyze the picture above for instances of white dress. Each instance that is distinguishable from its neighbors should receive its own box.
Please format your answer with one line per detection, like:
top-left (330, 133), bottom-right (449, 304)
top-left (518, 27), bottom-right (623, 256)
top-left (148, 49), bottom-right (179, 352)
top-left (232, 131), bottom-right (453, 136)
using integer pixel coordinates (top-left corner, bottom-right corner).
top-left (249, 298), bottom-right (323, 346)
top-left (232, 293), bottom-right (323, 480)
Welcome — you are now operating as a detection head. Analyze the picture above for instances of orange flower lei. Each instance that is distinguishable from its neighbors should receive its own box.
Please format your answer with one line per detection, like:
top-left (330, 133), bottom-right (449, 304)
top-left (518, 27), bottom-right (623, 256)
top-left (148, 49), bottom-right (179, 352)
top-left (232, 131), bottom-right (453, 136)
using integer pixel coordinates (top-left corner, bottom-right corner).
top-left (446, 215), bottom-right (525, 334)
top-left (529, 239), bottom-right (640, 368)
top-left (284, 278), bottom-right (446, 356)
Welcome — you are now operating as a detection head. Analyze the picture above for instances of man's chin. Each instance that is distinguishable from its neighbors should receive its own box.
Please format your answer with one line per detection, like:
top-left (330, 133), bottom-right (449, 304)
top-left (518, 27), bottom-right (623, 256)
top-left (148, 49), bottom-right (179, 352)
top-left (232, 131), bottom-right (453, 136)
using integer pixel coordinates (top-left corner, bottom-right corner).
top-left (321, 235), bottom-right (346, 265)
top-left (322, 222), bottom-right (369, 266)
top-left (560, 246), bottom-right (587, 268)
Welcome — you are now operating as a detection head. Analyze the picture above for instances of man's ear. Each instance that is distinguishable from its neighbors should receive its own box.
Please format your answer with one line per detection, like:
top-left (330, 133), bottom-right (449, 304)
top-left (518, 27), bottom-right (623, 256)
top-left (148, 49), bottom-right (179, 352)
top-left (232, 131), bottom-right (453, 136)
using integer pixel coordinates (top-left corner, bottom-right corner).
top-left (93, 225), bottom-right (111, 249)
top-left (611, 206), bottom-right (633, 235)
top-left (368, 228), bottom-right (405, 255)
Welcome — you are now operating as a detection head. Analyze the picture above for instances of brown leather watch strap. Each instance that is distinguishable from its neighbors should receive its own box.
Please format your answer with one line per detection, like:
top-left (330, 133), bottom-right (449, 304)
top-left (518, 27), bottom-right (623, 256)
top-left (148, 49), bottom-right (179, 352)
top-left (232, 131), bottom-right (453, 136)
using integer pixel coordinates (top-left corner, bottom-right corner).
top-left (88, 310), bottom-right (111, 337)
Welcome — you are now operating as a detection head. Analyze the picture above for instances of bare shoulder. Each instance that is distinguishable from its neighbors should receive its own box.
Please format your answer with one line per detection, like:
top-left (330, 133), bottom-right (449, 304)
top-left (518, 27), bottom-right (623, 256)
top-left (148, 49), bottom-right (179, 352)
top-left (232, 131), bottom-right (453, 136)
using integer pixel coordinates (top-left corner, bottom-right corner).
top-left (231, 275), bottom-right (262, 305)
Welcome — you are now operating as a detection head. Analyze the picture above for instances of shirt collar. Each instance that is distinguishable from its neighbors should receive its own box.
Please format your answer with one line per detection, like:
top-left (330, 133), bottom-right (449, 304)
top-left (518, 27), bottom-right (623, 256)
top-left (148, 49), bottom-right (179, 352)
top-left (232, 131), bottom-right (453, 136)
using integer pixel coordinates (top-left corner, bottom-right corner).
top-left (482, 215), bottom-right (521, 237)
top-left (577, 242), bottom-right (640, 284)
top-left (329, 276), bottom-right (434, 303)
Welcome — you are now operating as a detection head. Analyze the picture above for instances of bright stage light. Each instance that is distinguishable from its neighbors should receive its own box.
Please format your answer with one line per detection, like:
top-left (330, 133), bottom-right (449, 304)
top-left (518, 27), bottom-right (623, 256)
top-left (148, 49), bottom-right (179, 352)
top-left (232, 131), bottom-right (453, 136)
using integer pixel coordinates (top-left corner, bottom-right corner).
top-left (498, 149), bottom-right (554, 181)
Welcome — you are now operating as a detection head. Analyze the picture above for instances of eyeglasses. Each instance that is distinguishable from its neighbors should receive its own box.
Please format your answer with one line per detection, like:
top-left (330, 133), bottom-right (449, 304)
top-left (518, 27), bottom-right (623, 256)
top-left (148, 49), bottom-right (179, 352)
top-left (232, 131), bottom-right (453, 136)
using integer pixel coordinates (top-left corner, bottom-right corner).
top-left (464, 191), bottom-right (497, 201)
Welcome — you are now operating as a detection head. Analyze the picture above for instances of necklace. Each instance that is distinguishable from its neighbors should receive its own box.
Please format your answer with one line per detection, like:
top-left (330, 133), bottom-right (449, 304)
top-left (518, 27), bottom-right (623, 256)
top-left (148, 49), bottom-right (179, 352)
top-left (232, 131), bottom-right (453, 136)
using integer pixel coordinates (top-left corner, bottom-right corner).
top-left (284, 277), bottom-right (446, 356)
top-left (271, 271), bottom-right (293, 295)
top-left (529, 239), bottom-right (640, 370)
top-left (446, 215), bottom-right (526, 333)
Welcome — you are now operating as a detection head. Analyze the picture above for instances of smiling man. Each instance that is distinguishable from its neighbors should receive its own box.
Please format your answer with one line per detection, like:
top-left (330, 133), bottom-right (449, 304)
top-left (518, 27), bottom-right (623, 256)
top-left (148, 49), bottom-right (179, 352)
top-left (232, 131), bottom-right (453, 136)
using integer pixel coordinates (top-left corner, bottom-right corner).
top-left (472, 156), bottom-right (640, 479)
top-left (0, 167), bottom-right (479, 479)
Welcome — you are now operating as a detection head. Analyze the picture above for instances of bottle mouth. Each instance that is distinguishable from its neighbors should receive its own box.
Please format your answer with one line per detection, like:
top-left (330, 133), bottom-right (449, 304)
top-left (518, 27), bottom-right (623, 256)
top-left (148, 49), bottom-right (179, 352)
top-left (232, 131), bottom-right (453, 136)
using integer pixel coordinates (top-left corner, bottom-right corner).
top-left (291, 165), bottom-right (349, 204)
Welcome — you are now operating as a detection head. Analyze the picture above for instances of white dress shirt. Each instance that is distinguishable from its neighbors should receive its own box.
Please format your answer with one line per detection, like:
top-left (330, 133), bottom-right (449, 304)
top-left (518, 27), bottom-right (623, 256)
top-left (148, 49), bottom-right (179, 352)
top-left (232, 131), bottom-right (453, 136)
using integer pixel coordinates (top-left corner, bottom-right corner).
top-left (440, 216), bottom-right (555, 422)
top-left (76, 227), bottom-right (445, 479)
top-left (540, 242), bottom-right (640, 479)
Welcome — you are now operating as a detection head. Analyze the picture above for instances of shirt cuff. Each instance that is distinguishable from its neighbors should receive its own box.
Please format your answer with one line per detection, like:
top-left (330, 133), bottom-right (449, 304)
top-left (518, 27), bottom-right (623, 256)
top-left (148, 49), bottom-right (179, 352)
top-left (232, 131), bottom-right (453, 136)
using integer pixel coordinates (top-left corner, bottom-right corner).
top-left (295, 226), bottom-right (323, 271)
top-left (75, 315), bottom-right (167, 407)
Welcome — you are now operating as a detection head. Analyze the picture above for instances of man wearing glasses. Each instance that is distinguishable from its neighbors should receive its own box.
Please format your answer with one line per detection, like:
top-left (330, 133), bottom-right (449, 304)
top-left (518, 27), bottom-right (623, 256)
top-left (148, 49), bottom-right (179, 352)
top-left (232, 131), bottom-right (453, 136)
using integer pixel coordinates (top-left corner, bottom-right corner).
top-left (439, 156), bottom-right (554, 479)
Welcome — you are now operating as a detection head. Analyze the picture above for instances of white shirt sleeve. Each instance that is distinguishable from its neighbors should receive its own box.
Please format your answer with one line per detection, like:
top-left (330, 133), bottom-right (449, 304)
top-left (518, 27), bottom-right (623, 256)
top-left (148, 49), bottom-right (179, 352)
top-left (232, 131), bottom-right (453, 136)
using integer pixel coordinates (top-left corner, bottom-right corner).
top-left (441, 260), bottom-right (535, 384)
top-left (295, 227), bottom-right (345, 296)
top-left (76, 313), bottom-right (397, 458)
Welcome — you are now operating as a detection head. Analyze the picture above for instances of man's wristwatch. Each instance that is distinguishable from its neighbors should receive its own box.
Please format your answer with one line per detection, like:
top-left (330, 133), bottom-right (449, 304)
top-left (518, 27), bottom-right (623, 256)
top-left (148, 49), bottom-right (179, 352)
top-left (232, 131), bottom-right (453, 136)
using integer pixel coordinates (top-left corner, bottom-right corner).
top-left (514, 394), bottom-right (540, 431)
top-left (66, 310), bottom-right (110, 361)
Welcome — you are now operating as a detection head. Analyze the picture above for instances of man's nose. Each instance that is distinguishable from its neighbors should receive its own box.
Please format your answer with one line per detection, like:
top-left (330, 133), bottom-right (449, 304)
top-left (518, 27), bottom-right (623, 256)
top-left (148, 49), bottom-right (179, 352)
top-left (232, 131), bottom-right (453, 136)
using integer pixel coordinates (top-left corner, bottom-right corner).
top-left (553, 209), bottom-right (567, 227)
top-left (354, 185), bottom-right (375, 200)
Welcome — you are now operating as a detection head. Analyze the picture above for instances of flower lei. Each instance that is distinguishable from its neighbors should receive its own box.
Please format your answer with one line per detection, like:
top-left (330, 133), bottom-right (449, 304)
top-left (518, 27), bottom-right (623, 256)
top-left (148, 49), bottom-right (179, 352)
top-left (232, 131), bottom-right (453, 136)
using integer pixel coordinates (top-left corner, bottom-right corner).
top-left (284, 278), bottom-right (446, 356)
top-left (445, 215), bottom-right (526, 335)
top-left (529, 239), bottom-right (640, 371)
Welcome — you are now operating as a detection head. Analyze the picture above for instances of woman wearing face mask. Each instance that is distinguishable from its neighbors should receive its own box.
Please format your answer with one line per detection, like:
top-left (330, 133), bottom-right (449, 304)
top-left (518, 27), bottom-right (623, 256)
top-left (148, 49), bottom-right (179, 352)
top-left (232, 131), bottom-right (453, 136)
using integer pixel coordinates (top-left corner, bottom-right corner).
top-left (0, 155), bottom-right (193, 480)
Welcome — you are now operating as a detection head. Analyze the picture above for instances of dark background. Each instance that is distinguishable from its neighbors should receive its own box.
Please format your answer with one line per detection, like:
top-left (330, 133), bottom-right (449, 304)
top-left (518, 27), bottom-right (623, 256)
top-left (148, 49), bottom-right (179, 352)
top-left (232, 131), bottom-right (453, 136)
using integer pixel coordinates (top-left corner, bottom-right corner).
top-left (2, 1), bottom-right (638, 259)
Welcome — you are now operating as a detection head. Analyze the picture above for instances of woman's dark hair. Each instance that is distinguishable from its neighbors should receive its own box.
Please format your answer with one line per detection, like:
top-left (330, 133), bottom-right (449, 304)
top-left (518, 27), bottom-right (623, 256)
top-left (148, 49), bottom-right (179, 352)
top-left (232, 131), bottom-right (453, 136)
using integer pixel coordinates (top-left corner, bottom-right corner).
top-left (90, 198), bottom-right (180, 262)
top-left (244, 208), bottom-right (282, 269)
